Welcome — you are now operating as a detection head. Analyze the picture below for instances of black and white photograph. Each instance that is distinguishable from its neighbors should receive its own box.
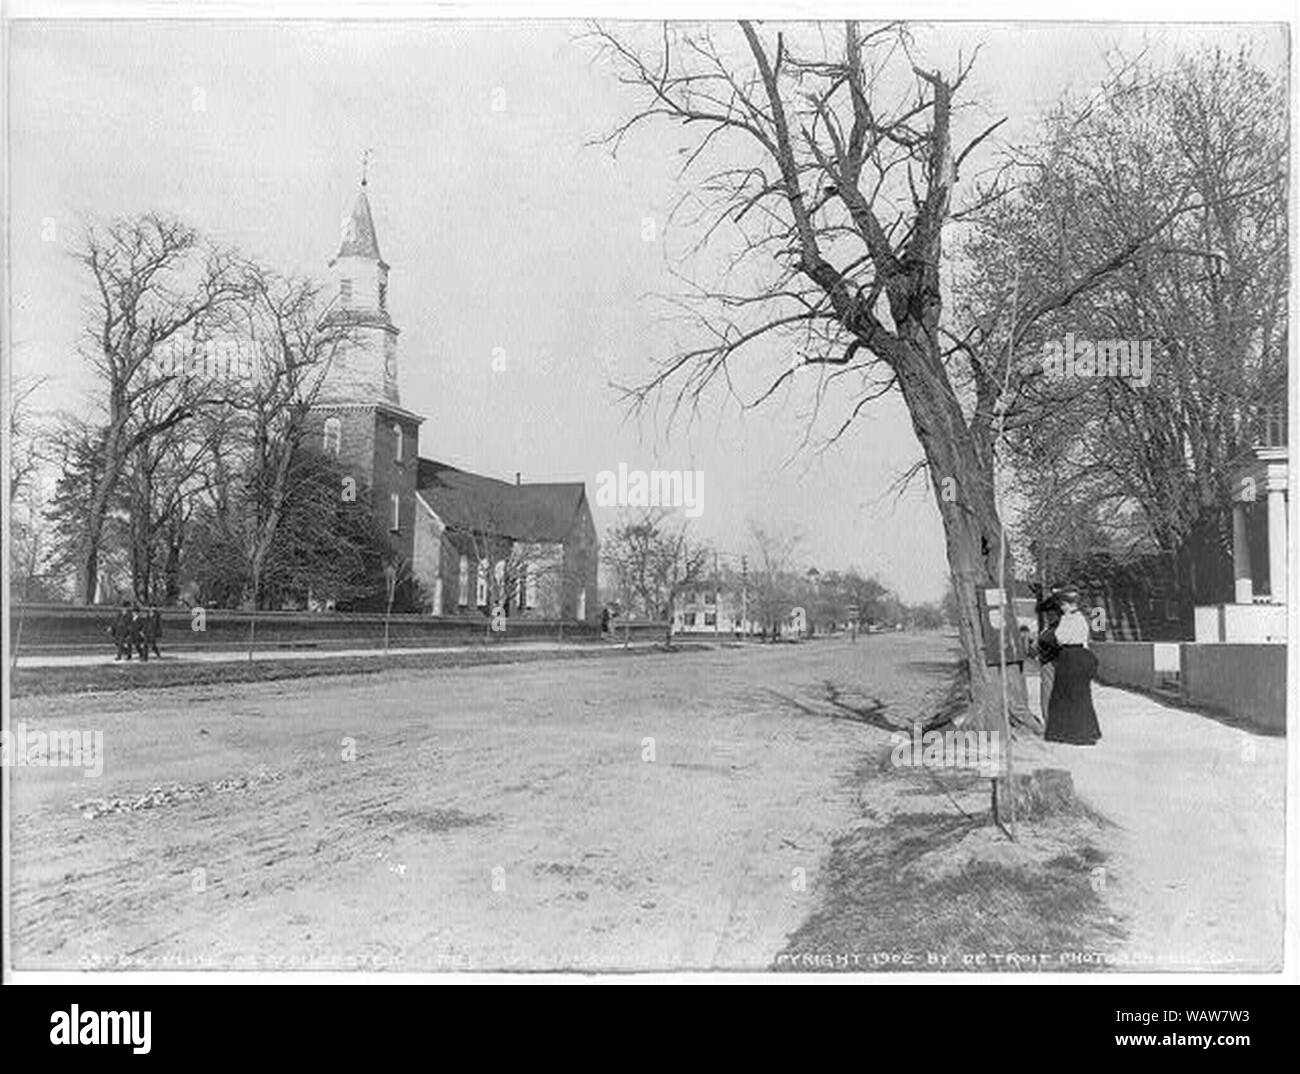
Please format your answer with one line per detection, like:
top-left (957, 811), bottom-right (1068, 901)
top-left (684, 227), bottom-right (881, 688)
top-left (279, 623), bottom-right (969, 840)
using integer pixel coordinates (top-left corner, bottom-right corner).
top-left (2, 0), bottom-right (1296, 1007)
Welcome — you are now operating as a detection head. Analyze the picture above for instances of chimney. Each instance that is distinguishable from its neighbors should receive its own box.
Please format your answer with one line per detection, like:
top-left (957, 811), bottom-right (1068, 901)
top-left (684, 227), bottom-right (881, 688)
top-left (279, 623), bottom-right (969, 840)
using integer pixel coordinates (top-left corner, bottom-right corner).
top-left (515, 472), bottom-right (521, 486)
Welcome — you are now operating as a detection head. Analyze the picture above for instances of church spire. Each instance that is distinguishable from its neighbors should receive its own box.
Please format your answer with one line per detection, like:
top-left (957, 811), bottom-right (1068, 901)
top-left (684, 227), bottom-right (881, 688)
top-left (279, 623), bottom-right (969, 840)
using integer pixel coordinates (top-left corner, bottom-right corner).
top-left (335, 188), bottom-right (385, 265)
top-left (334, 150), bottom-right (386, 267)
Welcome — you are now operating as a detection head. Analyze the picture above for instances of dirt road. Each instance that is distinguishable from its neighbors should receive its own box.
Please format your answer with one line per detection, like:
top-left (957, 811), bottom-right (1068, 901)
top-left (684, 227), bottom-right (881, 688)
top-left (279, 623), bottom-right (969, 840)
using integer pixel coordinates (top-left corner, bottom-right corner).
top-left (10, 636), bottom-right (951, 971)
top-left (10, 639), bottom-right (1285, 973)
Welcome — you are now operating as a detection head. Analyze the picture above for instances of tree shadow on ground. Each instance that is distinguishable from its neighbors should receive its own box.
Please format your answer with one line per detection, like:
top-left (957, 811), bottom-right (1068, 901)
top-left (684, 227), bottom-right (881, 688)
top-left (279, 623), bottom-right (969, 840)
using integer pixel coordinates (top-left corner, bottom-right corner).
top-left (776, 807), bottom-right (1122, 972)
top-left (771, 658), bottom-right (1123, 972)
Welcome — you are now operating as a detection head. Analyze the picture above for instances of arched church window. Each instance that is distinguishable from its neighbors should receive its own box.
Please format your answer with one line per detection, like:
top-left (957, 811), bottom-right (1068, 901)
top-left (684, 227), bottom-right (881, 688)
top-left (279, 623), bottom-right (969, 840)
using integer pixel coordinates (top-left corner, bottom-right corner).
top-left (393, 423), bottom-right (403, 462)
top-left (323, 417), bottom-right (342, 457)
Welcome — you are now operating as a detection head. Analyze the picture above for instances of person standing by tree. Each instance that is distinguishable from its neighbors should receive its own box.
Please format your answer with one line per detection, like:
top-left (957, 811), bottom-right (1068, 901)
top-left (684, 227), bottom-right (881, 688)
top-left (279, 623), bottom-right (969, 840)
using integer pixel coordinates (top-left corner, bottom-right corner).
top-left (1034, 594), bottom-right (1063, 722)
top-left (1044, 589), bottom-right (1102, 745)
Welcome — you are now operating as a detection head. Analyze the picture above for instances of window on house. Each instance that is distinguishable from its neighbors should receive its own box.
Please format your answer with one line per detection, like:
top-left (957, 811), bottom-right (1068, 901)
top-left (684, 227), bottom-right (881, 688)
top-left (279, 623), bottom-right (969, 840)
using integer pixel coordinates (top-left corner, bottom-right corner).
top-left (704, 589), bottom-right (716, 606)
top-left (340, 278), bottom-right (353, 307)
top-left (685, 612), bottom-right (697, 627)
top-left (389, 492), bottom-right (400, 532)
top-left (704, 611), bottom-right (717, 626)
top-left (577, 588), bottom-right (587, 621)
top-left (525, 564), bottom-right (537, 609)
top-left (393, 423), bottom-right (403, 462)
top-left (323, 417), bottom-right (342, 457)
top-left (476, 560), bottom-right (488, 606)
top-left (458, 556), bottom-right (469, 606)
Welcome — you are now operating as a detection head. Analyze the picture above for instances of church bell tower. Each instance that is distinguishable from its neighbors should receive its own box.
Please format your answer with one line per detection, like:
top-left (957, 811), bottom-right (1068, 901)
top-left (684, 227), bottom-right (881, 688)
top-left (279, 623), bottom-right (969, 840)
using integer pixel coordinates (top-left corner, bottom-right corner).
top-left (311, 164), bottom-right (424, 606)
top-left (321, 170), bottom-right (402, 406)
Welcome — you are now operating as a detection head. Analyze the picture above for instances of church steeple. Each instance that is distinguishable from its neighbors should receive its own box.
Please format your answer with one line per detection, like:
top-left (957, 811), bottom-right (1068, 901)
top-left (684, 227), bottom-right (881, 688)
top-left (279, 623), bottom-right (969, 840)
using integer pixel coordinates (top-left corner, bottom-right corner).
top-left (333, 185), bottom-right (388, 268)
top-left (322, 166), bottom-right (401, 407)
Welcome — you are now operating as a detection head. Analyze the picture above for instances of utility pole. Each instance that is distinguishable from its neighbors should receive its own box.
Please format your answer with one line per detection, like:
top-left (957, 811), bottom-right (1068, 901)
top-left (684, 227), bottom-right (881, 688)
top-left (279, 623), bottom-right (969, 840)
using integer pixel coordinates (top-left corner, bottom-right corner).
top-left (713, 550), bottom-right (720, 638)
top-left (384, 564), bottom-right (396, 655)
top-left (740, 555), bottom-right (748, 639)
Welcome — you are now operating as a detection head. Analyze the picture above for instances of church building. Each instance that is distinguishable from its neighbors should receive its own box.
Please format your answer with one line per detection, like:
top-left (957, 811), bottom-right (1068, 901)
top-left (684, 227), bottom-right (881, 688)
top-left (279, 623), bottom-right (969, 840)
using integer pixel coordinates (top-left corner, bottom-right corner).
top-left (310, 177), bottom-right (598, 622)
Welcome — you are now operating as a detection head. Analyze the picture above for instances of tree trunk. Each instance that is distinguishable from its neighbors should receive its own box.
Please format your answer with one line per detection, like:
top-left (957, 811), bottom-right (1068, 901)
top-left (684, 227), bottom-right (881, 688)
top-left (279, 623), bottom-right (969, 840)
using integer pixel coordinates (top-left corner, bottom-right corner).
top-left (81, 544), bottom-right (100, 605)
top-left (893, 343), bottom-right (1026, 735)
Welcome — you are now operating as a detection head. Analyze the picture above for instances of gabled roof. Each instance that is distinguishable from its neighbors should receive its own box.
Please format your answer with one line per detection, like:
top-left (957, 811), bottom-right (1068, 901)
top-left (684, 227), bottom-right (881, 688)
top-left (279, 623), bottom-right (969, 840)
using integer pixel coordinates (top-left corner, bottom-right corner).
top-left (417, 459), bottom-right (588, 544)
top-left (333, 185), bottom-right (387, 266)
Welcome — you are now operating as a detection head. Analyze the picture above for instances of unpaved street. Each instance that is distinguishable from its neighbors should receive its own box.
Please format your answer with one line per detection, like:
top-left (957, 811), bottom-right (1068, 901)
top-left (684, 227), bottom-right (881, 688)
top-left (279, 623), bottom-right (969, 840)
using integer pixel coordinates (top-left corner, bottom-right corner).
top-left (9, 637), bottom-right (1286, 973)
top-left (10, 636), bottom-right (950, 971)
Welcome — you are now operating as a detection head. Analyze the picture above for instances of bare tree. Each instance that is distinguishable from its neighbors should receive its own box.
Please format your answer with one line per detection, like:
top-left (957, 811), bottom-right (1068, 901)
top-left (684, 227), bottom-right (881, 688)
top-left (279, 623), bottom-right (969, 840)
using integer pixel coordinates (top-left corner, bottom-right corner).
top-left (70, 214), bottom-right (245, 602)
top-left (591, 22), bottom-right (1267, 728)
top-left (605, 509), bottom-right (712, 644)
top-left (7, 376), bottom-right (48, 507)
top-left (747, 522), bottom-right (801, 639)
top-left (231, 266), bottom-right (354, 613)
top-left (7, 378), bottom-right (53, 615)
top-left (986, 47), bottom-right (1288, 616)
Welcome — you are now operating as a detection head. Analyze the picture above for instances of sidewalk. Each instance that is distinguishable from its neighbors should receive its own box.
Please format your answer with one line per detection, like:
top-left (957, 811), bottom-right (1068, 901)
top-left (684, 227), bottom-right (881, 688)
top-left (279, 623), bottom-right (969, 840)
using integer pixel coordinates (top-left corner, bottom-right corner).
top-left (1023, 672), bottom-right (1286, 971)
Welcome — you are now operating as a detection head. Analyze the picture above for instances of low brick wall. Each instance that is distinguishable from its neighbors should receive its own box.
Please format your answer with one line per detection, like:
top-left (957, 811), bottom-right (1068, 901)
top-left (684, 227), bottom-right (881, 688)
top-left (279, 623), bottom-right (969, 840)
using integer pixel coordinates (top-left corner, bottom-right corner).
top-left (1092, 641), bottom-right (1157, 691)
top-left (1179, 643), bottom-right (1287, 734)
top-left (9, 603), bottom-right (668, 656)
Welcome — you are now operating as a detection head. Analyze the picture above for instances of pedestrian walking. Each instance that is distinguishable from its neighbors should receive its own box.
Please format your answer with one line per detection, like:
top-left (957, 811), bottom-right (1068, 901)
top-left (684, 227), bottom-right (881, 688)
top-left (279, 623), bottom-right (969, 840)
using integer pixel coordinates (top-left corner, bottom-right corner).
top-left (143, 605), bottom-right (163, 659)
top-left (108, 601), bottom-right (134, 661)
top-left (128, 602), bottom-right (149, 662)
top-left (1044, 588), bottom-right (1102, 745)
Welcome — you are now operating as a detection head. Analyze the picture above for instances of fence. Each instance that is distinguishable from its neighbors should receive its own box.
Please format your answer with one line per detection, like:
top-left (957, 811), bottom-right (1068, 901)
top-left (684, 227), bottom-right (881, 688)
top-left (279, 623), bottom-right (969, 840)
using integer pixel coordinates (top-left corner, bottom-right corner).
top-left (1092, 639), bottom-right (1286, 734)
top-left (8, 603), bottom-right (669, 657)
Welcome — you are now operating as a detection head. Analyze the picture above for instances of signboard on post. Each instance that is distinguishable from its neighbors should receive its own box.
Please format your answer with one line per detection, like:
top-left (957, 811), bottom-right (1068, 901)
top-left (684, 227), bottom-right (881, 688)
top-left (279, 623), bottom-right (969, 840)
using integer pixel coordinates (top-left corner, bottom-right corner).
top-left (978, 586), bottom-right (1024, 665)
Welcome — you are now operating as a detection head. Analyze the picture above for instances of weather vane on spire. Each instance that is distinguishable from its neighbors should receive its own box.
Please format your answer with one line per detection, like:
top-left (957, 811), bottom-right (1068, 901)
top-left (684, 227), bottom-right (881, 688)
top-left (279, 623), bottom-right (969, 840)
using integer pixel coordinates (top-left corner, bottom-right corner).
top-left (361, 147), bottom-right (373, 188)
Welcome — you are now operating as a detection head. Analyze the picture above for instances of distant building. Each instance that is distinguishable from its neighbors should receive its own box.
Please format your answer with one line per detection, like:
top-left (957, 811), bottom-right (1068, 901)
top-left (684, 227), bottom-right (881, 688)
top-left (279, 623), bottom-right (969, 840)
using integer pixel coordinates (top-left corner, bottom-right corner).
top-left (672, 573), bottom-right (758, 636)
top-left (308, 176), bottom-right (598, 620)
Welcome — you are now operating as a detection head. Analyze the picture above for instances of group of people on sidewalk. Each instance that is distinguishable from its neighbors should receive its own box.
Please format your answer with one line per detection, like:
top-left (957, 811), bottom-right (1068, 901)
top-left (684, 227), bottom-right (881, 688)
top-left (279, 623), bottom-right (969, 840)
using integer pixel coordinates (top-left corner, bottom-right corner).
top-left (1028, 588), bottom-right (1103, 746)
top-left (108, 601), bottom-right (163, 662)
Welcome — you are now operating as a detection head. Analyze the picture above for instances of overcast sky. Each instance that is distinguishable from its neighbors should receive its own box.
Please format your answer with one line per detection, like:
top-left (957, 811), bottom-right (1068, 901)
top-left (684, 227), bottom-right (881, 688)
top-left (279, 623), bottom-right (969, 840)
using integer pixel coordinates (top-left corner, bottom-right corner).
top-left (6, 16), bottom-right (1285, 602)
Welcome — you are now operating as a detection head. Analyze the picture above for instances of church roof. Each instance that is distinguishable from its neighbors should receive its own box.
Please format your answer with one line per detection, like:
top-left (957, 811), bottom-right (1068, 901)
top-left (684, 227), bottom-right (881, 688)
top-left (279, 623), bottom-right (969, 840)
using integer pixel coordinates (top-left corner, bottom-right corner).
top-left (333, 184), bottom-right (387, 267)
top-left (417, 459), bottom-right (589, 544)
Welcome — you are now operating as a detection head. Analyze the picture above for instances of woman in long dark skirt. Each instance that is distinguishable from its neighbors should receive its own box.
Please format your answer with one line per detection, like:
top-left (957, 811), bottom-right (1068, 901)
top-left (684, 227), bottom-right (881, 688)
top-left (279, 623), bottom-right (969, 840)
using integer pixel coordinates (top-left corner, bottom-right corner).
top-left (1033, 595), bottom-right (1062, 721)
top-left (1045, 591), bottom-right (1102, 745)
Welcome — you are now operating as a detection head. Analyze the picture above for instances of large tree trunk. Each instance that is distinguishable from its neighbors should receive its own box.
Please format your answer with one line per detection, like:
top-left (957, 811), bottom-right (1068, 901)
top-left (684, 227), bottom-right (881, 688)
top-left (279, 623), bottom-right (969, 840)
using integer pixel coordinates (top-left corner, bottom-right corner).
top-left (80, 544), bottom-right (100, 606)
top-left (894, 342), bottom-right (1029, 735)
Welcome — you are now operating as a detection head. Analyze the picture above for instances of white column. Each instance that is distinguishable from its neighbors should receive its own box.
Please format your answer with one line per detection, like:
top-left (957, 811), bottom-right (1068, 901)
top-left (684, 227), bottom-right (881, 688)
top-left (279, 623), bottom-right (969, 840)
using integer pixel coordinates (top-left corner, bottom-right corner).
top-left (1233, 503), bottom-right (1253, 604)
top-left (1267, 488), bottom-right (1287, 604)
